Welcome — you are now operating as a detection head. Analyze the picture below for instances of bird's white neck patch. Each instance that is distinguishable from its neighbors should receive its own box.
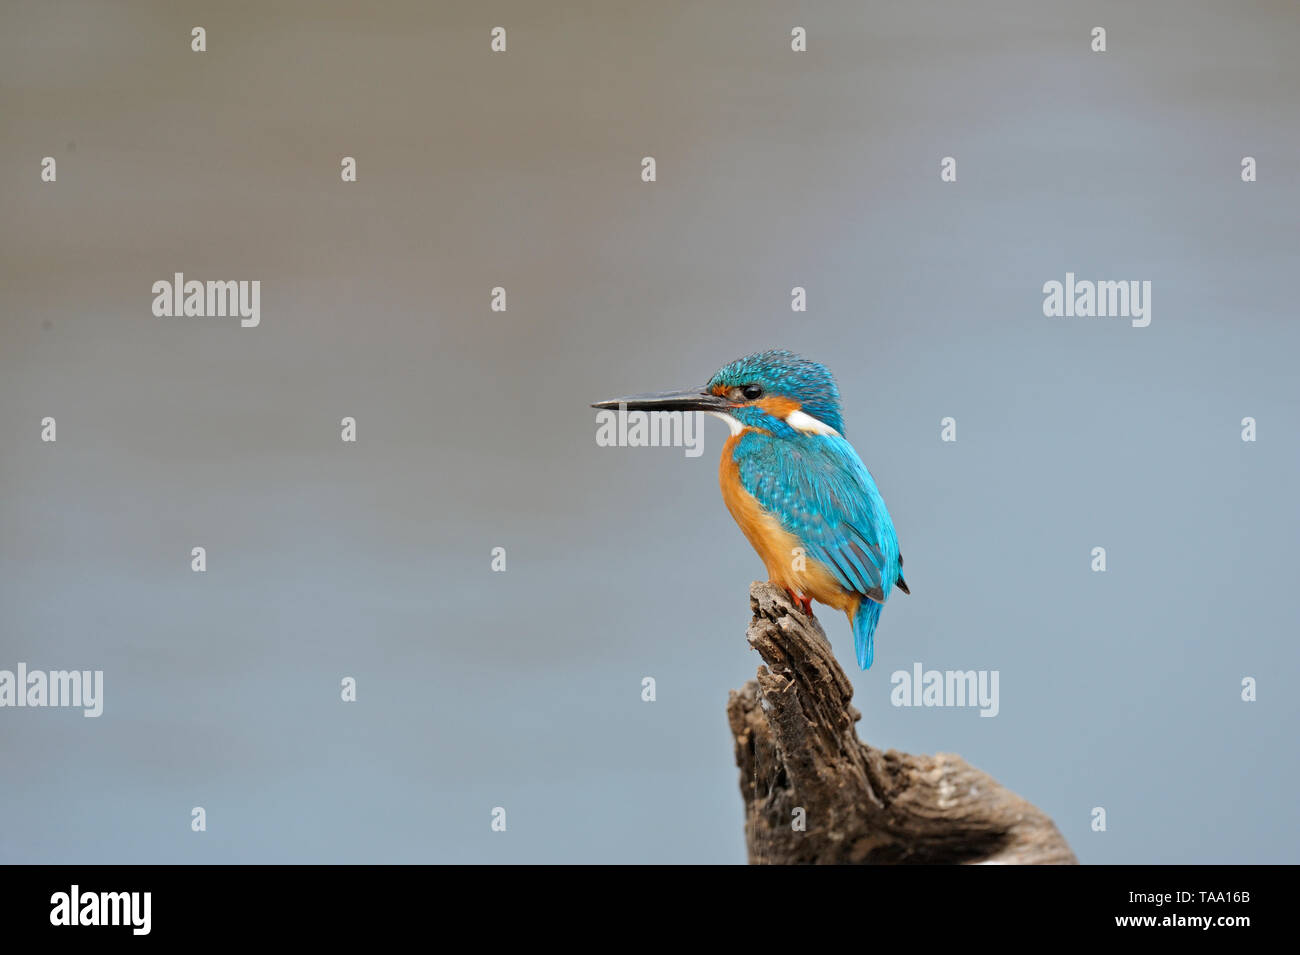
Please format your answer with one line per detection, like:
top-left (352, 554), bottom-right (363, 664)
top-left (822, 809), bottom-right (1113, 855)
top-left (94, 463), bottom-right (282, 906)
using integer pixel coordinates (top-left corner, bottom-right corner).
top-left (708, 411), bottom-right (745, 436)
top-left (786, 409), bottom-right (840, 436)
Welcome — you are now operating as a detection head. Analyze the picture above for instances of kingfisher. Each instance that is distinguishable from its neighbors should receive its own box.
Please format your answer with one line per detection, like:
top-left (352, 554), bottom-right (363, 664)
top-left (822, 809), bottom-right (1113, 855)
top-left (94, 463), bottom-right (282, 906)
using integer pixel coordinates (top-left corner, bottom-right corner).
top-left (593, 350), bottom-right (907, 670)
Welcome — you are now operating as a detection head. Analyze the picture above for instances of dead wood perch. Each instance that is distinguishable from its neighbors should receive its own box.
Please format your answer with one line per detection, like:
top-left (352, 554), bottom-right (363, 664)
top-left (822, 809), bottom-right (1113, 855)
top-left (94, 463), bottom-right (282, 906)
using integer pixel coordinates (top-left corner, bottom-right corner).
top-left (727, 582), bottom-right (1078, 865)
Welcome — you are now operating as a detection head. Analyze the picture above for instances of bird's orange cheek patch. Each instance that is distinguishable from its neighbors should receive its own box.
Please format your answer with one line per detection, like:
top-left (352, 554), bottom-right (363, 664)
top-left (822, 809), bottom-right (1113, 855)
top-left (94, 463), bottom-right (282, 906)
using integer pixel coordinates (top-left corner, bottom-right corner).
top-left (755, 396), bottom-right (800, 418)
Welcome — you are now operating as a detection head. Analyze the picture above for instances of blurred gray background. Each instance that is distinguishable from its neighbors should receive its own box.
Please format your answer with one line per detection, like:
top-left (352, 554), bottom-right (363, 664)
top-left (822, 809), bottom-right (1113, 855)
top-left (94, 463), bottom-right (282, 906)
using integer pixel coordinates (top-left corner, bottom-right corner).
top-left (2, 0), bottom-right (1297, 863)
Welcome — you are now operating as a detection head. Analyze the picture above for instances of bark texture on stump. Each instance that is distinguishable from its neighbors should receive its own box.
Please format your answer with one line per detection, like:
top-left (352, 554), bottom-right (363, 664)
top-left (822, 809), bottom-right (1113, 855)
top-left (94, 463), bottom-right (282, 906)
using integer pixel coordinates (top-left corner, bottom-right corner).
top-left (727, 582), bottom-right (1077, 865)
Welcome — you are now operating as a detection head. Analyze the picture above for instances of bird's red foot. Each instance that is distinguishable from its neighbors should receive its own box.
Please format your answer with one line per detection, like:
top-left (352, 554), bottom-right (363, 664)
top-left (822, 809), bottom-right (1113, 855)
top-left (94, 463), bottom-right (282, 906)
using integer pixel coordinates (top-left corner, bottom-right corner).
top-left (785, 588), bottom-right (814, 616)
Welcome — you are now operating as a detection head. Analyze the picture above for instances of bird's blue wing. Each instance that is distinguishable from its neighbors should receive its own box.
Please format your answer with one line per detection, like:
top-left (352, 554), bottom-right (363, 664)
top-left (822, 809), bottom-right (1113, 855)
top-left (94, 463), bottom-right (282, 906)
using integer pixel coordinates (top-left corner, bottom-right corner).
top-left (735, 433), bottom-right (901, 602)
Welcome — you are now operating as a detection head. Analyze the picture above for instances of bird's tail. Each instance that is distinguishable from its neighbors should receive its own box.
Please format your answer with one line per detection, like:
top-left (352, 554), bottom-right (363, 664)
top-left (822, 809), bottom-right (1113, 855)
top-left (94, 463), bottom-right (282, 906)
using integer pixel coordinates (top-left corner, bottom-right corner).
top-left (852, 598), bottom-right (884, 670)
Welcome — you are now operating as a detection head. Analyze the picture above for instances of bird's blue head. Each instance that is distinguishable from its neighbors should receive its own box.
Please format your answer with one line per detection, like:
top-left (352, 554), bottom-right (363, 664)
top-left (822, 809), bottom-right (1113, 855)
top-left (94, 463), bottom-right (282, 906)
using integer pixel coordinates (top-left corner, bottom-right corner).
top-left (592, 349), bottom-right (845, 438)
top-left (704, 350), bottom-right (844, 436)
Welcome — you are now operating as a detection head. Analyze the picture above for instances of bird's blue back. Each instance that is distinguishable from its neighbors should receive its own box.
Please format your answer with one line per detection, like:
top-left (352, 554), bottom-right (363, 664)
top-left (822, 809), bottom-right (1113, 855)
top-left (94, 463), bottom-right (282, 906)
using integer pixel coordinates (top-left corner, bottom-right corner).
top-left (732, 429), bottom-right (902, 666)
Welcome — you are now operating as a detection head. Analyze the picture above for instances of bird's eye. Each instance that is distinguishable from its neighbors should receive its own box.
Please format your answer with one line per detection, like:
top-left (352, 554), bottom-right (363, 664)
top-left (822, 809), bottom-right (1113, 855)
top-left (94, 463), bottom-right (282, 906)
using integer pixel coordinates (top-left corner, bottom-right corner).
top-left (741, 384), bottom-right (763, 400)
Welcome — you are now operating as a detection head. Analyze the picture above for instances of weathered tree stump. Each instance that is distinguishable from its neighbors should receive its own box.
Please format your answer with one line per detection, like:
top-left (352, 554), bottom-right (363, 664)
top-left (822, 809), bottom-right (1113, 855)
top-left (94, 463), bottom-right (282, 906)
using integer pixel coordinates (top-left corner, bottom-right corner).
top-left (727, 582), bottom-right (1078, 865)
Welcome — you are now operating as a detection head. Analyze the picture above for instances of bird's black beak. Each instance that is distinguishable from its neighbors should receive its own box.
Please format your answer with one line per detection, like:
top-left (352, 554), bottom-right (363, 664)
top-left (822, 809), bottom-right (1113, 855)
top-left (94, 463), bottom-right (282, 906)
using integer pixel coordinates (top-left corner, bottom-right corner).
top-left (591, 388), bottom-right (732, 414)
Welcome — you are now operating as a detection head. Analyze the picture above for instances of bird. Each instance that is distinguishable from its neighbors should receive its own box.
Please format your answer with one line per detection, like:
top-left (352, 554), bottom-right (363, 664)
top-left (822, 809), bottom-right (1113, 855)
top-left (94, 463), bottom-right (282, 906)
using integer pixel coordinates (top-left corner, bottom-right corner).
top-left (593, 349), bottom-right (907, 670)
